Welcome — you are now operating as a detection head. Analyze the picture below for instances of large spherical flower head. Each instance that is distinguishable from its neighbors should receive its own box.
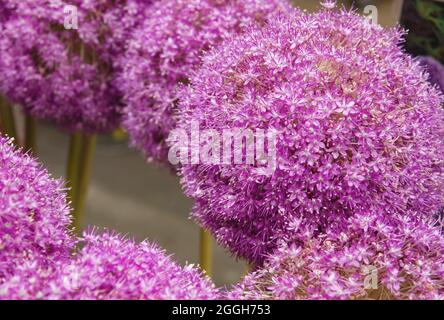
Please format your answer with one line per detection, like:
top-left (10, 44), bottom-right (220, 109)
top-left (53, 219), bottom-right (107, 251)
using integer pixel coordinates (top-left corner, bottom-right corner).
top-left (0, 136), bottom-right (74, 281)
top-left (0, 0), bottom-right (121, 133)
top-left (120, 0), bottom-right (292, 164)
top-left (228, 212), bottom-right (444, 300)
top-left (1, 231), bottom-right (219, 300)
top-left (419, 56), bottom-right (444, 94)
top-left (178, 8), bottom-right (444, 264)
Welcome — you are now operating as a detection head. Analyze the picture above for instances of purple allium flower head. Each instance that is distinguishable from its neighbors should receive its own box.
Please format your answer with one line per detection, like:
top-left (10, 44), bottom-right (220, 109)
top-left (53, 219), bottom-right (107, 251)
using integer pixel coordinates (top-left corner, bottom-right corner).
top-left (228, 211), bottom-right (444, 300)
top-left (120, 0), bottom-right (292, 164)
top-left (177, 8), bottom-right (444, 264)
top-left (418, 56), bottom-right (444, 95)
top-left (0, 0), bottom-right (153, 133)
top-left (1, 231), bottom-right (219, 300)
top-left (0, 136), bottom-right (74, 281)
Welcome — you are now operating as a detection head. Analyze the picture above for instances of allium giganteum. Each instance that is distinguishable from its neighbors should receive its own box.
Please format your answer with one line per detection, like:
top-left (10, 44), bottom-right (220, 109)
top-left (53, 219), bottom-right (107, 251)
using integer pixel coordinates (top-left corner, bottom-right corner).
top-left (1, 231), bottom-right (219, 300)
top-left (228, 211), bottom-right (444, 300)
top-left (0, 136), bottom-right (217, 299)
top-left (178, 8), bottom-right (444, 264)
top-left (0, 0), bottom-right (153, 133)
top-left (0, 137), bottom-right (74, 281)
top-left (120, 0), bottom-right (291, 164)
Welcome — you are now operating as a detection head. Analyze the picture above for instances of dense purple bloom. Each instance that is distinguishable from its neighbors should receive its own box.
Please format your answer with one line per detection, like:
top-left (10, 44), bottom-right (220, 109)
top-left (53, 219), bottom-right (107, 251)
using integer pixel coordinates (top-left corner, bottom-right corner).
top-left (0, 135), bottom-right (217, 300)
top-left (0, 0), bottom-right (153, 133)
top-left (1, 231), bottom-right (219, 300)
top-left (178, 8), bottom-right (444, 264)
top-left (418, 56), bottom-right (444, 94)
top-left (228, 211), bottom-right (444, 300)
top-left (120, 0), bottom-right (291, 164)
top-left (0, 136), bottom-right (74, 281)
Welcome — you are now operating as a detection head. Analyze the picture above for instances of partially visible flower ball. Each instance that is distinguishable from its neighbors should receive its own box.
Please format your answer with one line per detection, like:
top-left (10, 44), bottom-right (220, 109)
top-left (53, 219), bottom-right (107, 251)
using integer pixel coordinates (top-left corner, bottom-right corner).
top-left (178, 9), bottom-right (444, 264)
top-left (419, 56), bottom-right (444, 94)
top-left (120, 0), bottom-right (291, 164)
top-left (0, 136), bottom-right (74, 281)
top-left (1, 231), bottom-right (219, 300)
top-left (228, 212), bottom-right (444, 300)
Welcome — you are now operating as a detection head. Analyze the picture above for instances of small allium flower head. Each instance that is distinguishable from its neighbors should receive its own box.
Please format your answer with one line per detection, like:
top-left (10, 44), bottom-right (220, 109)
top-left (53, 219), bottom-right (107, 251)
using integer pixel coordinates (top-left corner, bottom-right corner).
top-left (1, 231), bottom-right (219, 300)
top-left (120, 0), bottom-right (291, 164)
top-left (419, 56), bottom-right (444, 94)
top-left (228, 212), bottom-right (444, 300)
top-left (178, 9), bottom-right (444, 264)
top-left (0, 136), bottom-right (74, 281)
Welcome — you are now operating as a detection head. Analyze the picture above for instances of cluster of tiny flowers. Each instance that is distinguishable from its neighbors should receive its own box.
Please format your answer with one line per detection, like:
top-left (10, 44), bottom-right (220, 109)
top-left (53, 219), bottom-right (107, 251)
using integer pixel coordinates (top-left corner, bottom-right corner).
top-left (0, 0), bottom-right (125, 133)
top-left (178, 8), bottom-right (444, 264)
top-left (228, 211), bottom-right (444, 300)
top-left (419, 56), bottom-right (444, 94)
top-left (120, 0), bottom-right (291, 164)
top-left (1, 231), bottom-right (219, 300)
top-left (0, 136), bottom-right (74, 281)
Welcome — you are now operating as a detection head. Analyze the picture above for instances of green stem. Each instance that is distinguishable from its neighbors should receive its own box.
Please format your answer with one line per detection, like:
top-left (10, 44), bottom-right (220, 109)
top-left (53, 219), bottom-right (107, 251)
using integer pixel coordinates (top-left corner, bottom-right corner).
top-left (0, 96), bottom-right (18, 143)
top-left (67, 132), bottom-right (82, 198)
top-left (199, 228), bottom-right (213, 277)
top-left (66, 132), bottom-right (82, 225)
top-left (24, 114), bottom-right (38, 154)
top-left (72, 133), bottom-right (97, 233)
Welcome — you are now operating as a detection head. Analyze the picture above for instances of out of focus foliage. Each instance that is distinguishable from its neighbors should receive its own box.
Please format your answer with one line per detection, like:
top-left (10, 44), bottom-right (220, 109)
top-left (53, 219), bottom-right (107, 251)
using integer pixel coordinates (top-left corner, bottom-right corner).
top-left (401, 0), bottom-right (444, 63)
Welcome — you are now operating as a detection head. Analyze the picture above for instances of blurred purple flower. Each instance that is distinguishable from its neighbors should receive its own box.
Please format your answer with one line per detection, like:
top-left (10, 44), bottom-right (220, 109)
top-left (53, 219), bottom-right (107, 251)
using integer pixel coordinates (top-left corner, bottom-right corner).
top-left (120, 0), bottom-right (291, 164)
top-left (0, 0), bottom-right (154, 133)
top-left (419, 56), bottom-right (444, 94)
